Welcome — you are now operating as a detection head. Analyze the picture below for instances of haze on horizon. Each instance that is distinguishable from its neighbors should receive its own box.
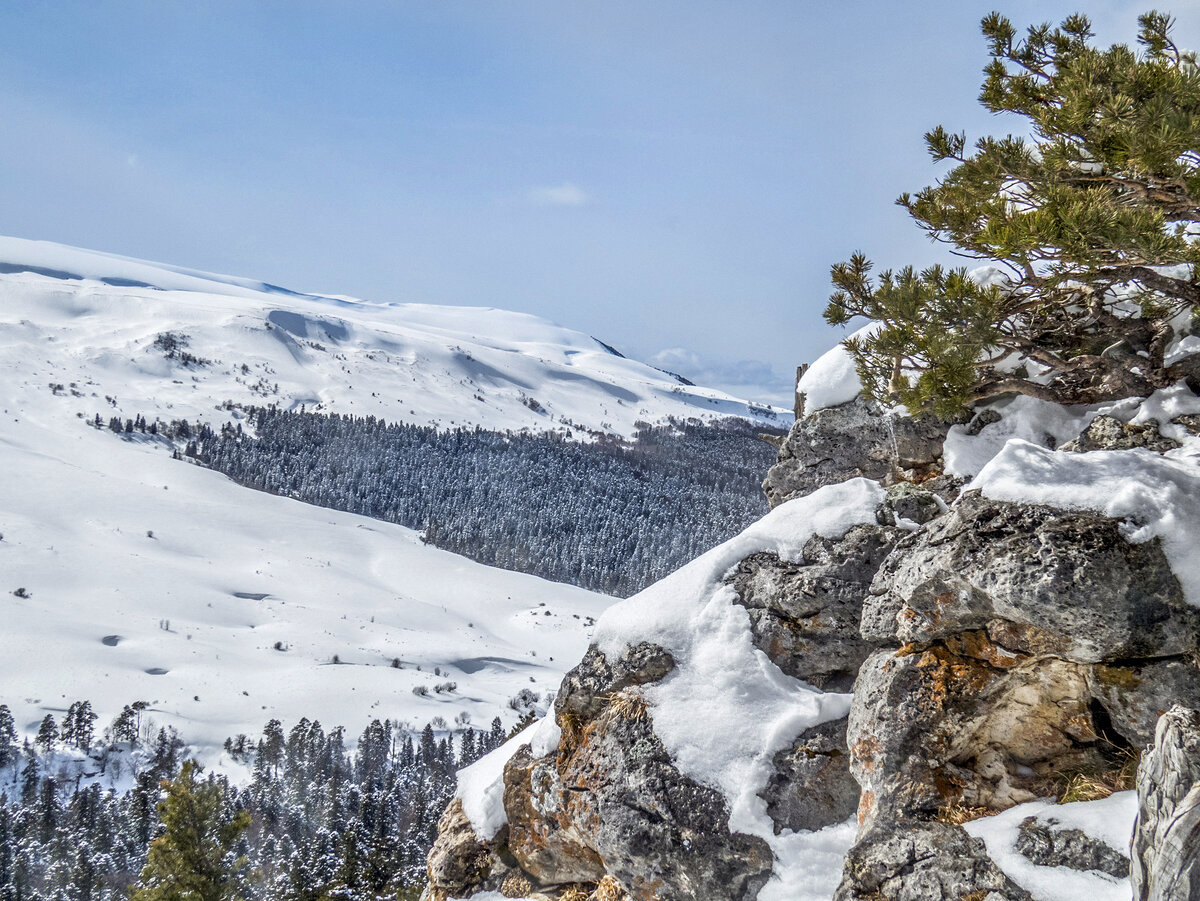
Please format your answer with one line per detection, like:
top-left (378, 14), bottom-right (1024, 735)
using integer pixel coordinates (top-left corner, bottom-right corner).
top-left (0, 0), bottom-right (1189, 406)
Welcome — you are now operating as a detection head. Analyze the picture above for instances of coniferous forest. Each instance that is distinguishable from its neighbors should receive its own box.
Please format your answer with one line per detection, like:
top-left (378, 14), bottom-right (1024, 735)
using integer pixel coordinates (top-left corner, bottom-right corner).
top-left (141, 409), bottom-right (784, 596)
top-left (0, 700), bottom-right (509, 901)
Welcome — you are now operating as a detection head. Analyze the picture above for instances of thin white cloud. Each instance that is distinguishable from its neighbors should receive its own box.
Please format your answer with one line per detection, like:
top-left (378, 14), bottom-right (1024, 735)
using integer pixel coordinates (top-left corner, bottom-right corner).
top-left (652, 347), bottom-right (792, 408)
top-left (528, 182), bottom-right (590, 207)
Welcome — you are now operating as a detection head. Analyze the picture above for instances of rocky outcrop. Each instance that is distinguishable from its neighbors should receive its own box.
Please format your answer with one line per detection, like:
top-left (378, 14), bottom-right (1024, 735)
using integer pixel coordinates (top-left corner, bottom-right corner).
top-left (837, 492), bottom-right (1200, 899)
top-left (1132, 705), bottom-right (1200, 901)
top-left (424, 641), bottom-right (773, 901)
top-left (762, 397), bottom-right (950, 508)
top-left (504, 705), bottom-right (772, 901)
top-left (427, 388), bottom-right (1200, 901)
top-left (1061, 414), bottom-right (1181, 452)
top-left (726, 523), bottom-right (900, 692)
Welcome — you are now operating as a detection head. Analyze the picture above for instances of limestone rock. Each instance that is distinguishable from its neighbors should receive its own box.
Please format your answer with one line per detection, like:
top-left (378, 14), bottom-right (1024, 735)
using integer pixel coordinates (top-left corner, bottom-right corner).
top-left (506, 704), bottom-right (772, 901)
top-left (555, 642), bottom-right (675, 727)
top-left (834, 821), bottom-right (1032, 901)
top-left (759, 717), bottom-right (859, 834)
top-left (1061, 414), bottom-right (1180, 452)
top-left (424, 799), bottom-right (507, 900)
top-left (1015, 815), bottom-right (1129, 879)
top-left (863, 492), bottom-right (1197, 663)
top-left (1132, 705), bottom-right (1200, 901)
top-left (727, 524), bottom-right (900, 691)
top-left (762, 397), bottom-right (948, 508)
top-left (848, 645), bottom-right (1105, 826)
top-left (1088, 659), bottom-right (1200, 748)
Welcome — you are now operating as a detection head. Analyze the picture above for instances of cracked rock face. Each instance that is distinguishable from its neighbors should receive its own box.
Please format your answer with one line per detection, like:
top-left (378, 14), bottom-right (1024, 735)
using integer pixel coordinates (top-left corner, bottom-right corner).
top-left (1015, 815), bottom-right (1130, 879)
top-left (862, 492), bottom-right (1199, 663)
top-left (424, 641), bottom-right (773, 901)
top-left (834, 821), bottom-right (1033, 901)
top-left (762, 397), bottom-right (949, 508)
top-left (727, 523), bottom-right (900, 692)
top-left (838, 492), bottom-right (1200, 900)
top-left (1132, 705), bottom-right (1200, 901)
top-left (505, 705), bottom-right (772, 901)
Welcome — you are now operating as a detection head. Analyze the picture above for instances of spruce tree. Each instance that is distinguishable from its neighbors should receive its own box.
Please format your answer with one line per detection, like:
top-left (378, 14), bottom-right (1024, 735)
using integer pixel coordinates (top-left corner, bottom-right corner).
top-left (0, 706), bottom-right (15, 768)
top-left (129, 760), bottom-right (251, 901)
top-left (826, 11), bottom-right (1200, 416)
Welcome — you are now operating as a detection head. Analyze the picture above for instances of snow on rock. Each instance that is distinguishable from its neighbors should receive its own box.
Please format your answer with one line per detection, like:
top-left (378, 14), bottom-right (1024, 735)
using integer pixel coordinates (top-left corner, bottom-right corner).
top-left (970, 440), bottom-right (1200, 606)
top-left (596, 478), bottom-right (884, 899)
top-left (457, 714), bottom-right (561, 840)
top-left (797, 324), bottom-right (878, 413)
top-left (944, 383), bottom-right (1200, 477)
top-left (446, 478), bottom-right (883, 899)
top-left (1166, 334), bottom-right (1200, 367)
top-left (943, 395), bottom-right (1096, 477)
top-left (966, 792), bottom-right (1137, 901)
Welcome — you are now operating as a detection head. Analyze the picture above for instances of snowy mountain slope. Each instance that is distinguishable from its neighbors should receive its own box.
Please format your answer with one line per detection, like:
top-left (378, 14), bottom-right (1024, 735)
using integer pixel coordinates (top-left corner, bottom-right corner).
top-left (0, 392), bottom-right (610, 758)
top-left (0, 236), bottom-right (787, 440)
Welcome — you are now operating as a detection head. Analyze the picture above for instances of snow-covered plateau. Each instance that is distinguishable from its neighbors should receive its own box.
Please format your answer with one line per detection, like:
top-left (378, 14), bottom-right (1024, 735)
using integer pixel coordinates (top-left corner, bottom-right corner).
top-left (0, 235), bottom-right (785, 762)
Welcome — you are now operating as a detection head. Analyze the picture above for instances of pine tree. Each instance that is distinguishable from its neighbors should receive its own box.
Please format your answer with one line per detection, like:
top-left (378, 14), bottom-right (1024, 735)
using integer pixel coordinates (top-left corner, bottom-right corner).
top-left (35, 715), bottom-right (57, 754)
top-left (130, 760), bottom-right (251, 901)
top-left (826, 11), bottom-right (1200, 416)
top-left (0, 706), bottom-right (16, 768)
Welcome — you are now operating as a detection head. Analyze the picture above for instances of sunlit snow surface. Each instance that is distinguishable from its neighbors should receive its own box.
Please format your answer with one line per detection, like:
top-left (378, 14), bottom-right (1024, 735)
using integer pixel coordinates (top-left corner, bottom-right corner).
top-left (0, 235), bottom-right (787, 439)
top-left (967, 792), bottom-right (1137, 901)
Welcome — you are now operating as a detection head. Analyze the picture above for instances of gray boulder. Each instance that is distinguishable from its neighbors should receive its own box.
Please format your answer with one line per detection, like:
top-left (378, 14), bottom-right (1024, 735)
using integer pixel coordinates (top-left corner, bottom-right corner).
top-left (759, 717), bottom-right (859, 834)
top-left (835, 821), bottom-right (1032, 901)
top-left (1015, 815), bottom-right (1129, 879)
top-left (727, 523), bottom-right (900, 691)
top-left (762, 397), bottom-right (948, 508)
top-left (862, 492), bottom-right (1198, 663)
top-left (1132, 705), bottom-right (1200, 901)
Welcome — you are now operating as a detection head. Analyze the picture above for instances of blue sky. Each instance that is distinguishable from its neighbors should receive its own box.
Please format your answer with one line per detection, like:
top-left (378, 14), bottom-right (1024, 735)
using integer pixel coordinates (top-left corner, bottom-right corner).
top-left (1, 1), bottom-right (1193, 404)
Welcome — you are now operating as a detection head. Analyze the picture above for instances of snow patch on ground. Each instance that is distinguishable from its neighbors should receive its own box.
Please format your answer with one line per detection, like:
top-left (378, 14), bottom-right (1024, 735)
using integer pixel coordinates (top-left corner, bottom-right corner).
top-left (966, 792), bottom-right (1136, 901)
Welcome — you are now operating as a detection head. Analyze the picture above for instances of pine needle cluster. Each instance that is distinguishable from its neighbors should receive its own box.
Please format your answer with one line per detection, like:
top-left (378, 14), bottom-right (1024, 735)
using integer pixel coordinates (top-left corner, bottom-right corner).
top-left (826, 10), bottom-right (1200, 415)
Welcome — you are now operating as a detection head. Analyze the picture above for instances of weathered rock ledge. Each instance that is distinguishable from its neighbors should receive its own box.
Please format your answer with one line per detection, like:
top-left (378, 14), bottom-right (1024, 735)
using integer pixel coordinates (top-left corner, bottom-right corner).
top-left (425, 393), bottom-right (1200, 901)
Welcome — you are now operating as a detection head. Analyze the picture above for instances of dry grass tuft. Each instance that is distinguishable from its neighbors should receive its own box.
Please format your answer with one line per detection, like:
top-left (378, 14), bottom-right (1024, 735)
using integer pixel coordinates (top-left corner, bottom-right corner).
top-left (500, 871), bottom-right (534, 898)
top-left (605, 689), bottom-right (648, 722)
top-left (934, 803), bottom-right (992, 826)
top-left (1057, 750), bottom-right (1139, 804)
top-left (559, 707), bottom-right (583, 746)
top-left (558, 885), bottom-right (591, 901)
top-left (592, 875), bottom-right (627, 901)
